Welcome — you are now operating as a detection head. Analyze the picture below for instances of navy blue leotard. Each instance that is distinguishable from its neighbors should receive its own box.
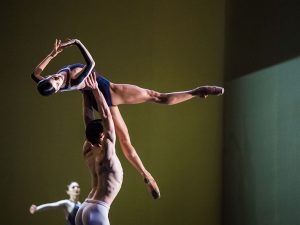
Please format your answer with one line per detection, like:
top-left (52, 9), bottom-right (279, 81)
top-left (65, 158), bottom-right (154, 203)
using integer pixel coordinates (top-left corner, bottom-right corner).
top-left (31, 41), bottom-right (112, 107)
top-left (66, 202), bottom-right (81, 225)
top-left (57, 63), bottom-right (113, 107)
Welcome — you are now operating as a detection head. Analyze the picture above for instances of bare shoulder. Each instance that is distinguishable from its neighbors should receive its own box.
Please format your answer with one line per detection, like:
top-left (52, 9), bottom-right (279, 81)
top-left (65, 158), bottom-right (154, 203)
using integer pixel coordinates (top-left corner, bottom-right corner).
top-left (60, 199), bottom-right (71, 205)
top-left (58, 199), bottom-right (73, 210)
top-left (64, 199), bottom-right (75, 207)
top-left (53, 199), bottom-right (70, 208)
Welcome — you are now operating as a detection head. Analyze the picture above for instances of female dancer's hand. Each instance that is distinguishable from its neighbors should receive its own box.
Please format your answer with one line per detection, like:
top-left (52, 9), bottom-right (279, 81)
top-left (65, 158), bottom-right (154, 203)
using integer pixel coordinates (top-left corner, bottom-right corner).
top-left (29, 204), bottom-right (37, 214)
top-left (49, 39), bottom-right (63, 57)
top-left (60, 38), bottom-right (79, 48)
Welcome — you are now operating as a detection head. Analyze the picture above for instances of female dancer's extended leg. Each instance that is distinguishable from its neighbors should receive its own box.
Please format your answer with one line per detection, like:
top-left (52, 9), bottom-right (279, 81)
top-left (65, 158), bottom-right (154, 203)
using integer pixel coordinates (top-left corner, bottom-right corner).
top-left (110, 83), bottom-right (224, 105)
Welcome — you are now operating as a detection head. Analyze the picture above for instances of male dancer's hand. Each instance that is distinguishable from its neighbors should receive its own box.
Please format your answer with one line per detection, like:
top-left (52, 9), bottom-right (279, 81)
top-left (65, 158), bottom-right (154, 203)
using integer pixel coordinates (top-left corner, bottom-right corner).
top-left (84, 72), bottom-right (98, 90)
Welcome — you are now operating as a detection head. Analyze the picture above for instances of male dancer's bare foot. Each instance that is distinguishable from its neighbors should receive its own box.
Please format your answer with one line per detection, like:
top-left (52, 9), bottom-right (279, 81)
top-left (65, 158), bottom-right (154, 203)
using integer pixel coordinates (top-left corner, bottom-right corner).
top-left (192, 86), bottom-right (224, 98)
top-left (144, 177), bottom-right (161, 200)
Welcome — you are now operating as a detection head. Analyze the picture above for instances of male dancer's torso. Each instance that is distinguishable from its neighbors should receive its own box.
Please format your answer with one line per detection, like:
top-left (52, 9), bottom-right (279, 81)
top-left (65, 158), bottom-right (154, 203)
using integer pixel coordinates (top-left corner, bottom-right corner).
top-left (82, 140), bottom-right (123, 206)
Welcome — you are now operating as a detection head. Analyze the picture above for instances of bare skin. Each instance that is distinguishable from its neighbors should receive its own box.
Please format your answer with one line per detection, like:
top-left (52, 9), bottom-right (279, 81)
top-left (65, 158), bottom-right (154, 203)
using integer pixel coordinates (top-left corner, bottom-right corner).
top-left (32, 39), bottom-right (160, 198)
top-left (82, 74), bottom-right (123, 205)
top-left (82, 133), bottom-right (123, 205)
top-left (29, 181), bottom-right (81, 220)
top-left (31, 39), bottom-right (223, 198)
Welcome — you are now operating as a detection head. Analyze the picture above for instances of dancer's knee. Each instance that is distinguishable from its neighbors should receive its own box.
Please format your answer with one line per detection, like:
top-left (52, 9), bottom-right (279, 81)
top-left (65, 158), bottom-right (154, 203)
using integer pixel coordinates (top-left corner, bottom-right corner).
top-left (147, 90), bottom-right (171, 104)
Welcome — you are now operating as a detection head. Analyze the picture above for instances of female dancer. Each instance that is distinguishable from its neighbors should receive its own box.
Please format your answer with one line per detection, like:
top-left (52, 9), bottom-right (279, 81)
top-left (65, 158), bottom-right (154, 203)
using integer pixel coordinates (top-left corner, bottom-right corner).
top-left (29, 181), bottom-right (81, 225)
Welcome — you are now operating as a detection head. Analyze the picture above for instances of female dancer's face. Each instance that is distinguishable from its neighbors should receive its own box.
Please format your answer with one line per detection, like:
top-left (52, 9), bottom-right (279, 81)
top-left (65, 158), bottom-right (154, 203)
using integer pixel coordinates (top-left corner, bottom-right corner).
top-left (67, 182), bottom-right (81, 197)
top-left (48, 74), bottom-right (64, 92)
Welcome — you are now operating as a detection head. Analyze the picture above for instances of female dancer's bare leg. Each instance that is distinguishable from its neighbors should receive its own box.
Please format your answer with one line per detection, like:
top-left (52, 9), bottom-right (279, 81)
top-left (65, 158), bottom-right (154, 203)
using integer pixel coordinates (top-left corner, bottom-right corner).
top-left (110, 106), bottom-right (160, 199)
top-left (110, 83), bottom-right (224, 105)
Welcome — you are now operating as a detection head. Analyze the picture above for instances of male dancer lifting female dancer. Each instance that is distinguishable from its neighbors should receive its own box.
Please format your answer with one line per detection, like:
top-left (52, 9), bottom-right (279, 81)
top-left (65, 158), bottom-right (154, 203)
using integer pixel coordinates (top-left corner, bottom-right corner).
top-left (29, 181), bottom-right (81, 225)
top-left (76, 73), bottom-right (123, 225)
top-left (31, 39), bottom-right (224, 198)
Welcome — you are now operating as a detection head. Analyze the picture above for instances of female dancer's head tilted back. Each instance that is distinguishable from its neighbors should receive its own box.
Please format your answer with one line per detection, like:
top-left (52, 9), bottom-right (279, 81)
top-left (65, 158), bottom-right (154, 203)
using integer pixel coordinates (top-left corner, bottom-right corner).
top-left (31, 38), bottom-right (95, 96)
top-left (37, 74), bottom-right (65, 96)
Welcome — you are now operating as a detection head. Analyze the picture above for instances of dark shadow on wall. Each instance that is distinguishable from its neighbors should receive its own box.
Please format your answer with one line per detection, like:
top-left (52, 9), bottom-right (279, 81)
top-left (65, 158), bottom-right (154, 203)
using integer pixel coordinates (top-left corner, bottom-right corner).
top-left (224, 0), bottom-right (300, 81)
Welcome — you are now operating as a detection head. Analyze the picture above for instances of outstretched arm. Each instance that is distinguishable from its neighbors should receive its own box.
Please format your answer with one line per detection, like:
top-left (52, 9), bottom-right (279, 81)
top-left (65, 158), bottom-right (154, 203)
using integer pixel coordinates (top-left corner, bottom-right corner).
top-left (29, 200), bottom-right (67, 214)
top-left (31, 39), bottom-right (64, 83)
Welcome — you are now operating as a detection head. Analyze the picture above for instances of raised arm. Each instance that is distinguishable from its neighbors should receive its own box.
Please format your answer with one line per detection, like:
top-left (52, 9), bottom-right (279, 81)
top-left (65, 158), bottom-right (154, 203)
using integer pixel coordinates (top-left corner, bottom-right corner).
top-left (31, 39), bottom-right (64, 83)
top-left (61, 39), bottom-right (95, 86)
top-left (85, 73), bottom-right (115, 144)
top-left (82, 92), bottom-right (95, 127)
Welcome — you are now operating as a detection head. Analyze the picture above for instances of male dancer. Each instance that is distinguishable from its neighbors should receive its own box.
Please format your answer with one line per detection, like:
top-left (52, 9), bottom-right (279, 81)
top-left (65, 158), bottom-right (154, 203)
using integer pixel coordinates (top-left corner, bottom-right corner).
top-left (75, 73), bottom-right (132, 225)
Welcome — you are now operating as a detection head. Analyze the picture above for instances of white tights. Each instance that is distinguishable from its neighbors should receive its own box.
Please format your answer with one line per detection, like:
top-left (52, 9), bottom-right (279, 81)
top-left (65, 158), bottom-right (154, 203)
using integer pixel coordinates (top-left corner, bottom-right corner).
top-left (75, 200), bottom-right (110, 225)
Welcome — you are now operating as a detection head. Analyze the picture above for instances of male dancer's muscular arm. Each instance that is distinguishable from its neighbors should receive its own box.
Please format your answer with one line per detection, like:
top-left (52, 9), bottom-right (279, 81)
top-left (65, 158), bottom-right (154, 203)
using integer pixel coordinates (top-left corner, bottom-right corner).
top-left (88, 74), bottom-right (116, 145)
top-left (82, 92), bottom-right (94, 127)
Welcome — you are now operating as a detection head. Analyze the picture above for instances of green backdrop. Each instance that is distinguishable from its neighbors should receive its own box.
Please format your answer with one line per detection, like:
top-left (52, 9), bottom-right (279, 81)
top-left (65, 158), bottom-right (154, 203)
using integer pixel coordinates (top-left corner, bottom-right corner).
top-left (223, 58), bottom-right (300, 225)
top-left (1, 1), bottom-right (224, 225)
top-left (223, 1), bottom-right (300, 224)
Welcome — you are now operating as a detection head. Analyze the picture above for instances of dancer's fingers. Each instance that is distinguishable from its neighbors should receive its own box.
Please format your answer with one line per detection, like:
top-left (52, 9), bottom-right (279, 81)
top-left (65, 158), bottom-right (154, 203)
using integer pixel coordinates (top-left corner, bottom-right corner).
top-left (85, 75), bottom-right (92, 87)
top-left (92, 72), bottom-right (97, 83)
